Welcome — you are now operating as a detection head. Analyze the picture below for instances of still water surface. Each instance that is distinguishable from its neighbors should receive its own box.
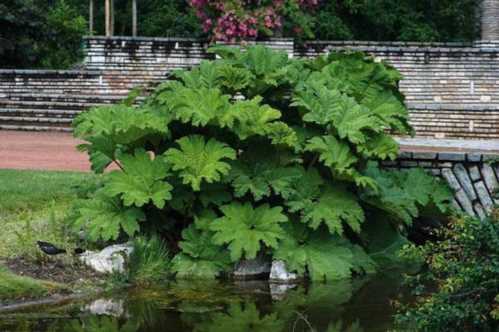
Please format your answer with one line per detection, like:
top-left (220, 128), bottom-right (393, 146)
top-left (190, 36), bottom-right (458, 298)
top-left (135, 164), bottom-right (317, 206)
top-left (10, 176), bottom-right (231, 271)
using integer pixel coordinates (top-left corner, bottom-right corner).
top-left (0, 273), bottom-right (407, 332)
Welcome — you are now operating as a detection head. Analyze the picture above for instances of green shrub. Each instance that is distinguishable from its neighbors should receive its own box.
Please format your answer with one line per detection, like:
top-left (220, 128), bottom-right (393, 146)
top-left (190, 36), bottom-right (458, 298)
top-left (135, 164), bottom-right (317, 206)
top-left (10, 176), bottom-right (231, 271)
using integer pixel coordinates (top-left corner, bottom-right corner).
top-left (395, 212), bottom-right (499, 331)
top-left (128, 236), bottom-right (171, 286)
top-left (72, 46), bottom-right (452, 281)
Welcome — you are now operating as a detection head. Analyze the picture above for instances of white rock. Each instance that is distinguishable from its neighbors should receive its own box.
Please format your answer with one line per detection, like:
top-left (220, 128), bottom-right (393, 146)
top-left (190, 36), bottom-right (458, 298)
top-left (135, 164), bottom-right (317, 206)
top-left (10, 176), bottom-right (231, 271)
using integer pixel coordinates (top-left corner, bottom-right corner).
top-left (85, 298), bottom-right (125, 317)
top-left (79, 243), bottom-right (133, 274)
top-left (269, 260), bottom-right (298, 282)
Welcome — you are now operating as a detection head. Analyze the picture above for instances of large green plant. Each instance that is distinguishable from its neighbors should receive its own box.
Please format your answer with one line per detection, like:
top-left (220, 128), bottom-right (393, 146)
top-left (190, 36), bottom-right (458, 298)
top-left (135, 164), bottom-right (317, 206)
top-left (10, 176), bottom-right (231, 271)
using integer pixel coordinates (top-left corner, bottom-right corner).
top-left (73, 45), bottom-right (452, 281)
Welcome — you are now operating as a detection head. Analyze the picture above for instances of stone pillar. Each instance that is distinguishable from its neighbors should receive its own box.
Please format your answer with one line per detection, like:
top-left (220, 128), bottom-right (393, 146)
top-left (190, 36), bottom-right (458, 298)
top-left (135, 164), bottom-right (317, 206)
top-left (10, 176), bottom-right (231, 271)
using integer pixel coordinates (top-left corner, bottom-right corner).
top-left (481, 0), bottom-right (499, 40)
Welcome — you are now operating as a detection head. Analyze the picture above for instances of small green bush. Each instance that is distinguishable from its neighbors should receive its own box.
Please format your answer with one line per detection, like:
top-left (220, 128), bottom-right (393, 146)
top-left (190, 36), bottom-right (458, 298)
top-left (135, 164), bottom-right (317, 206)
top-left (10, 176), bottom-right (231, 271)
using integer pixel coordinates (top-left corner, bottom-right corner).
top-left (72, 46), bottom-right (452, 281)
top-left (395, 211), bottom-right (499, 331)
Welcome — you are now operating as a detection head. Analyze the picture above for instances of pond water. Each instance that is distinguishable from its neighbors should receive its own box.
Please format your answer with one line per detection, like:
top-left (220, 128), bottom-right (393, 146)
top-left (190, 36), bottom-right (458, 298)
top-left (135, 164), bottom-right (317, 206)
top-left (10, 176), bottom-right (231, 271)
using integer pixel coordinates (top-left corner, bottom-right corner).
top-left (0, 273), bottom-right (408, 332)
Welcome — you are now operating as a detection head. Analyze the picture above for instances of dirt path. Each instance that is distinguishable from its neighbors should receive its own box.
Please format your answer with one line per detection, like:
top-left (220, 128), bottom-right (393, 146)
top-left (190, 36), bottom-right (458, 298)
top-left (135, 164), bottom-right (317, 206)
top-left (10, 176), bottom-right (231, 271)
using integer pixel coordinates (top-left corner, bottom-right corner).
top-left (1, 131), bottom-right (498, 172)
top-left (0, 131), bottom-right (90, 172)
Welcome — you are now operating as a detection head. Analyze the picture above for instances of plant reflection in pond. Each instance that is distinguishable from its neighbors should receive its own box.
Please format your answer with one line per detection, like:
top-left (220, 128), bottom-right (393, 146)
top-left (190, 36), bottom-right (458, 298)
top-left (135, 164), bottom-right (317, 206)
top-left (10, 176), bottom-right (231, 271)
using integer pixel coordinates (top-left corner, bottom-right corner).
top-left (0, 274), bottom-right (405, 332)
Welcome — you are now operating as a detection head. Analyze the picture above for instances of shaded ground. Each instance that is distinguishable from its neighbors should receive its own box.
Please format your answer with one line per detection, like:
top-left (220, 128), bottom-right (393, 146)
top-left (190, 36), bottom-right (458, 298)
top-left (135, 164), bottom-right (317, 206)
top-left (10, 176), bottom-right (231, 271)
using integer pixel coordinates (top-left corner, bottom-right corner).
top-left (3, 257), bottom-right (99, 285)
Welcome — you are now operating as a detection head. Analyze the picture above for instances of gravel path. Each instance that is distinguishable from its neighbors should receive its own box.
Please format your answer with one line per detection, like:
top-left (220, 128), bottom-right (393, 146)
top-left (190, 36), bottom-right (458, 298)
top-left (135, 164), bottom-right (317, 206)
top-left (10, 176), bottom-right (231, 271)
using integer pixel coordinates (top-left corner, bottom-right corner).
top-left (1, 131), bottom-right (498, 172)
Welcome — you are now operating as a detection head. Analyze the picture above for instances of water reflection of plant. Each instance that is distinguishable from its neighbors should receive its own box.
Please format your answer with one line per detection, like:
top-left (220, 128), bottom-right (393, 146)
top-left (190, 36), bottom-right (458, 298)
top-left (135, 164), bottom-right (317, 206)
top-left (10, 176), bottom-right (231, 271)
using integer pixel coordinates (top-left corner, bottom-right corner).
top-left (3, 277), bottom-right (397, 332)
top-left (191, 302), bottom-right (284, 332)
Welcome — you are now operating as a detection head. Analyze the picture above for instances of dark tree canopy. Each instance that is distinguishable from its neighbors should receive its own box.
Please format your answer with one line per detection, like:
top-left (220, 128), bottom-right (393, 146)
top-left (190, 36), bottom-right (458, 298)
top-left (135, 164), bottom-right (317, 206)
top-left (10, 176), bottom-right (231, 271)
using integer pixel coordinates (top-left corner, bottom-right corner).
top-left (0, 0), bottom-right (479, 69)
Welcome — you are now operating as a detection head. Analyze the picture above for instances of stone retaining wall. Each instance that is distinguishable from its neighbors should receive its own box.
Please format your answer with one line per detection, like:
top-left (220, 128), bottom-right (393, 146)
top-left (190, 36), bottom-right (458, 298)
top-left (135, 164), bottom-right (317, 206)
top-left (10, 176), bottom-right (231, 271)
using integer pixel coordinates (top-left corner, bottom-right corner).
top-left (2, 36), bottom-right (499, 137)
top-left (384, 152), bottom-right (499, 219)
top-left (83, 37), bottom-right (499, 139)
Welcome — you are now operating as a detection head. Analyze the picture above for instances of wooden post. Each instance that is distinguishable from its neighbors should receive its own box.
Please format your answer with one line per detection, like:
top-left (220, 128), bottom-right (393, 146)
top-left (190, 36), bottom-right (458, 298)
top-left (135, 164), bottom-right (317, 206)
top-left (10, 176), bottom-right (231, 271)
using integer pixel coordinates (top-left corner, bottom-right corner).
top-left (132, 0), bottom-right (137, 37)
top-left (89, 0), bottom-right (94, 35)
top-left (105, 0), bottom-right (110, 36)
top-left (111, 0), bottom-right (115, 36)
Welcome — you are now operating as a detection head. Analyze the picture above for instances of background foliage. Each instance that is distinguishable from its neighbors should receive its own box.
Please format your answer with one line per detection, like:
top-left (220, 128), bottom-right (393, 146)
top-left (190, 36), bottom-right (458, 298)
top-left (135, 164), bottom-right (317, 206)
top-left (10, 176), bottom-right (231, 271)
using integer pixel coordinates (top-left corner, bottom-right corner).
top-left (395, 212), bottom-right (499, 331)
top-left (0, 0), bottom-right (478, 68)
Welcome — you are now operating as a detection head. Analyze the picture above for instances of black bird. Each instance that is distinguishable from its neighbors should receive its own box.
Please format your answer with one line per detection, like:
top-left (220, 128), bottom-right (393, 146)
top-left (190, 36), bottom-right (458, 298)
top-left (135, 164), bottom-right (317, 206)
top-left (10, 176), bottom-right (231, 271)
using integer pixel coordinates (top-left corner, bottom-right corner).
top-left (74, 248), bottom-right (85, 255)
top-left (37, 241), bottom-right (67, 255)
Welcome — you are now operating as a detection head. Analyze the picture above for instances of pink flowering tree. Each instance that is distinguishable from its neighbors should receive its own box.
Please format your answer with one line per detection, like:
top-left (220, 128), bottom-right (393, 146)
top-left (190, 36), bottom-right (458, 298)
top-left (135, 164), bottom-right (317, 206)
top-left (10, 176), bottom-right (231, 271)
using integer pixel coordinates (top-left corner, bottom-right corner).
top-left (190, 0), bottom-right (318, 42)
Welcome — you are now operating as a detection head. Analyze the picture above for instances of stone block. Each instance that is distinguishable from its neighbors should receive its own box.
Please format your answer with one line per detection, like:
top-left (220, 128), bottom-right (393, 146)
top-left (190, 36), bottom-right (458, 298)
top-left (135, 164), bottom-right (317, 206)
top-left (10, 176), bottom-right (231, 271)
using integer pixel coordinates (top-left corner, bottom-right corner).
top-left (398, 151), bottom-right (412, 159)
top-left (473, 202), bottom-right (487, 220)
top-left (441, 168), bottom-right (461, 191)
top-left (467, 153), bottom-right (483, 162)
top-left (400, 161), bottom-right (418, 167)
top-left (430, 168), bottom-right (441, 176)
top-left (438, 162), bottom-right (453, 168)
top-left (413, 152), bottom-right (437, 160)
top-left (453, 164), bottom-right (477, 200)
top-left (418, 161), bottom-right (433, 168)
top-left (455, 189), bottom-right (476, 217)
top-left (475, 181), bottom-right (494, 212)
top-left (438, 153), bottom-right (466, 161)
top-left (481, 163), bottom-right (499, 193)
top-left (469, 166), bottom-right (481, 181)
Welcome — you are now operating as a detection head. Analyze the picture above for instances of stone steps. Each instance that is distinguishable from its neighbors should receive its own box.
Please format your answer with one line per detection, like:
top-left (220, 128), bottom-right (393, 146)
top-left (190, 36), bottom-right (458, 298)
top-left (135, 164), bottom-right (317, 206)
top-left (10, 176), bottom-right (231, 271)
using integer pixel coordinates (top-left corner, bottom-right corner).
top-left (0, 108), bottom-right (81, 118)
top-left (0, 124), bottom-right (72, 132)
top-left (0, 116), bottom-right (74, 132)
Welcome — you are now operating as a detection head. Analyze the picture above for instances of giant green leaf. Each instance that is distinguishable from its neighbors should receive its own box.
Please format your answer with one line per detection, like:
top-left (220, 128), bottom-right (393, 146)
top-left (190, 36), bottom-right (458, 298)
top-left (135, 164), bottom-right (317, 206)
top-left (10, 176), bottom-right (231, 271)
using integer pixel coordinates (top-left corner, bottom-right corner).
top-left (72, 193), bottom-right (145, 242)
top-left (228, 160), bottom-right (303, 201)
top-left (172, 211), bottom-right (231, 279)
top-left (210, 203), bottom-right (288, 261)
top-left (289, 186), bottom-right (365, 236)
top-left (219, 97), bottom-right (281, 138)
top-left (164, 135), bottom-right (236, 191)
top-left (166, 86), bottom-right (230, 126)
top-left (74, 104), bottom-right (168, 145)
top-left (361, 163), bottom-right (453, 224)
top-left (274, 230), bottom-right (375, 281)
top-left (104, 149), bottom-right (172, 208)
top-left (305, 135), bottom-right (358, 175)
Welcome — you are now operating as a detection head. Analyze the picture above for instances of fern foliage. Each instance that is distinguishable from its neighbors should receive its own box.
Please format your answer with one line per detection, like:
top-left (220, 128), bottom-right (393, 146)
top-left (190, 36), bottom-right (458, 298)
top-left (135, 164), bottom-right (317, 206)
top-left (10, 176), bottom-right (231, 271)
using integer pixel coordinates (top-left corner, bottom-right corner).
top-left (72, 45), bottom-right (452, 281)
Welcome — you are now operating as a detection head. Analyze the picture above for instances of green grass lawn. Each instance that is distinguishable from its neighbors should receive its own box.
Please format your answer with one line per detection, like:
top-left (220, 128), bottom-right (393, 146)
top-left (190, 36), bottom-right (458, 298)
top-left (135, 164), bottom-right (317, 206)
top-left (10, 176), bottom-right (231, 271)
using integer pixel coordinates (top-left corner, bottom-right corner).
top-left (0, 169), bottom-right (96, 259)
top-left (0, 169), bottom-right (95, 214)
top-left (0, 170), bottom-right (98, 302)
